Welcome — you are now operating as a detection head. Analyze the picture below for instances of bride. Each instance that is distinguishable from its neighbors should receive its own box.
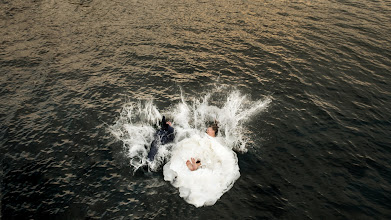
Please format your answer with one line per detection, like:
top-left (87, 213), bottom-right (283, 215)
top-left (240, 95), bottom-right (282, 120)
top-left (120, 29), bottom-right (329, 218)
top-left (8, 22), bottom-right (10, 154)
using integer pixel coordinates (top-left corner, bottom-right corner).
top-left (185, 123), bottom-right (219, 171)
top-left (163, 122), bottom-right (240, 207)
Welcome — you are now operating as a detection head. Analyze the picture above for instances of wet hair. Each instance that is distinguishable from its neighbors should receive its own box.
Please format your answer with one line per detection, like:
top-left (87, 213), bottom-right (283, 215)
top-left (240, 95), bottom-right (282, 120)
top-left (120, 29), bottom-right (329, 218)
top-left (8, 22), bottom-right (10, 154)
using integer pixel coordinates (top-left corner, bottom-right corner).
top-left (210, 120), bottom-right (219, 136)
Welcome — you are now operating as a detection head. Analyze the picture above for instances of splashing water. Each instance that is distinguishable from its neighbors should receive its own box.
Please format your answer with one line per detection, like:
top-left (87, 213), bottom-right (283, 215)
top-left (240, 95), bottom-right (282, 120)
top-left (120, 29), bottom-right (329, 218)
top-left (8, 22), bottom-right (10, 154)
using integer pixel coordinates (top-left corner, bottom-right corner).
top-left (110, 100), bottom-right (165, 171)
top-left (110, 88), bottom-right (271, 206)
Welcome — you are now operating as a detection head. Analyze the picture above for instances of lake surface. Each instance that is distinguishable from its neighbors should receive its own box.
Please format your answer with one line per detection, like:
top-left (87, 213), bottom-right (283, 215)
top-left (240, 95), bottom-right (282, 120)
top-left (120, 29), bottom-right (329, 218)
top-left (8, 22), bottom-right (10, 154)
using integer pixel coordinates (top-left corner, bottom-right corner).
top-left (1, 0), bottom-right (391, 219)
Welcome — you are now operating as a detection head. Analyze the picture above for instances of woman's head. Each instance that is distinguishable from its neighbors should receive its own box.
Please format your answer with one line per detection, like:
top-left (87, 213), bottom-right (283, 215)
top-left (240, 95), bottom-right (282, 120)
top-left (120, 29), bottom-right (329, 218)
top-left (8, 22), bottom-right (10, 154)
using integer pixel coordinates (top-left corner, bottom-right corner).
top-left (206, 121), bottom-right (219, 137)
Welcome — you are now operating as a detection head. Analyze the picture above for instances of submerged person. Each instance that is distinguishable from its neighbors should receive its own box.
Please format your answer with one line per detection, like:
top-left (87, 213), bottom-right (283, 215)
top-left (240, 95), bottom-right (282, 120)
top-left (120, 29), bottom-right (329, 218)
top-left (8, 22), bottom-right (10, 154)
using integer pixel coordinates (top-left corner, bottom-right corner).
top-left (206, 122), bottom-right (219, 137)
top-left (147, 116), bottom-right (175, 161)
top-left (186, 122), bottom-right (219, 171)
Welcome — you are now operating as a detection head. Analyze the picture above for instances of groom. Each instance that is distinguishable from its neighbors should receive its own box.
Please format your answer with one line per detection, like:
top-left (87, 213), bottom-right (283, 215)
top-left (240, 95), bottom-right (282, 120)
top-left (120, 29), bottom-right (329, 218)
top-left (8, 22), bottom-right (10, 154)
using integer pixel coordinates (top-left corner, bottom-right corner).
top-left (147, 116), bottom-right (175, 160)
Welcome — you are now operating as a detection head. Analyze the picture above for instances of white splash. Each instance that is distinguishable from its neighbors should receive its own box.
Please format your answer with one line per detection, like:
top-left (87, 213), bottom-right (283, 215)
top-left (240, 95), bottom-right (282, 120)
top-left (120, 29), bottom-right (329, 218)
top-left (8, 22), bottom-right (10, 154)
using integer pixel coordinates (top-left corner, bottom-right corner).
top-left (110, 88), bottom-right (271, 206)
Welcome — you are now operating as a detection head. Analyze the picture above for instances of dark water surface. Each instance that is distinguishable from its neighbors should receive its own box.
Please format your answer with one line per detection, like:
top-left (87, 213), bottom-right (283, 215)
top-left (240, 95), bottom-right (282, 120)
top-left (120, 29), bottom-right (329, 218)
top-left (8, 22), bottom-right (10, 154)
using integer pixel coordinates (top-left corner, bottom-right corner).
top-left (1, 0), bottom-right (391, 219)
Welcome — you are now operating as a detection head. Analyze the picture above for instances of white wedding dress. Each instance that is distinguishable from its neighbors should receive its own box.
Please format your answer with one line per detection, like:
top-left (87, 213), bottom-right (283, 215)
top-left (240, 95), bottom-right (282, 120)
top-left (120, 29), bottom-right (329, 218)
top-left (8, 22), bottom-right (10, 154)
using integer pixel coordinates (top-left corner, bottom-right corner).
top-left (163, 134), bottom-right (240, 207)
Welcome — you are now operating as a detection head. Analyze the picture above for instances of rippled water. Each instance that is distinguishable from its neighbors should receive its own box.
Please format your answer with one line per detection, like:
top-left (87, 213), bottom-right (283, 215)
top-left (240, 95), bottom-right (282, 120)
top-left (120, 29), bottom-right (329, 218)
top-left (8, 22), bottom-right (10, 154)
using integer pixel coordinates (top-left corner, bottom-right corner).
top-left (1, 0), bottom-right (391, 219)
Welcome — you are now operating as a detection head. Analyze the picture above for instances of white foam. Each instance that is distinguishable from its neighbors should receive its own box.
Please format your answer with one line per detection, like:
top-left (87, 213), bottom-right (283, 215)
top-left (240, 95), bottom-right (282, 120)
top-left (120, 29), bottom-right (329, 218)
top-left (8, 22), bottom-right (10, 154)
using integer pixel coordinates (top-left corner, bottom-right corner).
top-left (110, 88), bottom-right (271, 206)
top-left (110, 100), bottom-right (165, 170)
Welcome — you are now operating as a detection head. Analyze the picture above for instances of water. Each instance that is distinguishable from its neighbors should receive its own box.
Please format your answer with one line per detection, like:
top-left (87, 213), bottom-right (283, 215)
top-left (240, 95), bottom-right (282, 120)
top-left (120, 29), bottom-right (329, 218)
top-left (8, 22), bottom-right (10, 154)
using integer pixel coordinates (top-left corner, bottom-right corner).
top-left (1, 0), bottom-right (391, 219)
top-left (110, 89), bottom-right (271, 207)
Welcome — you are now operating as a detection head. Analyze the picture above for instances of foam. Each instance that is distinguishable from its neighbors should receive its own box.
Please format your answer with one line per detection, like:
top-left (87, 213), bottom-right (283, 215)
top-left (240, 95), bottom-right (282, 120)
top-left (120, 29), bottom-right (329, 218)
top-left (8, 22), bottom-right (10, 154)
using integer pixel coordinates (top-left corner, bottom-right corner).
top-left (110, 87), bottom-right (271, 206)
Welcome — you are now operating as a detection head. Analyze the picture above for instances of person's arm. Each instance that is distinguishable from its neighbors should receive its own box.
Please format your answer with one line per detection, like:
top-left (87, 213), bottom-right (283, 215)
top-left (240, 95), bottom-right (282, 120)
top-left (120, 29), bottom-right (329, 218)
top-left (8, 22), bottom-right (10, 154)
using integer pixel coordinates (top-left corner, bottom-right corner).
top-left (166, 122), bottom-right (174, 134)
top-left (166, 122), bottom-right (175, 142)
